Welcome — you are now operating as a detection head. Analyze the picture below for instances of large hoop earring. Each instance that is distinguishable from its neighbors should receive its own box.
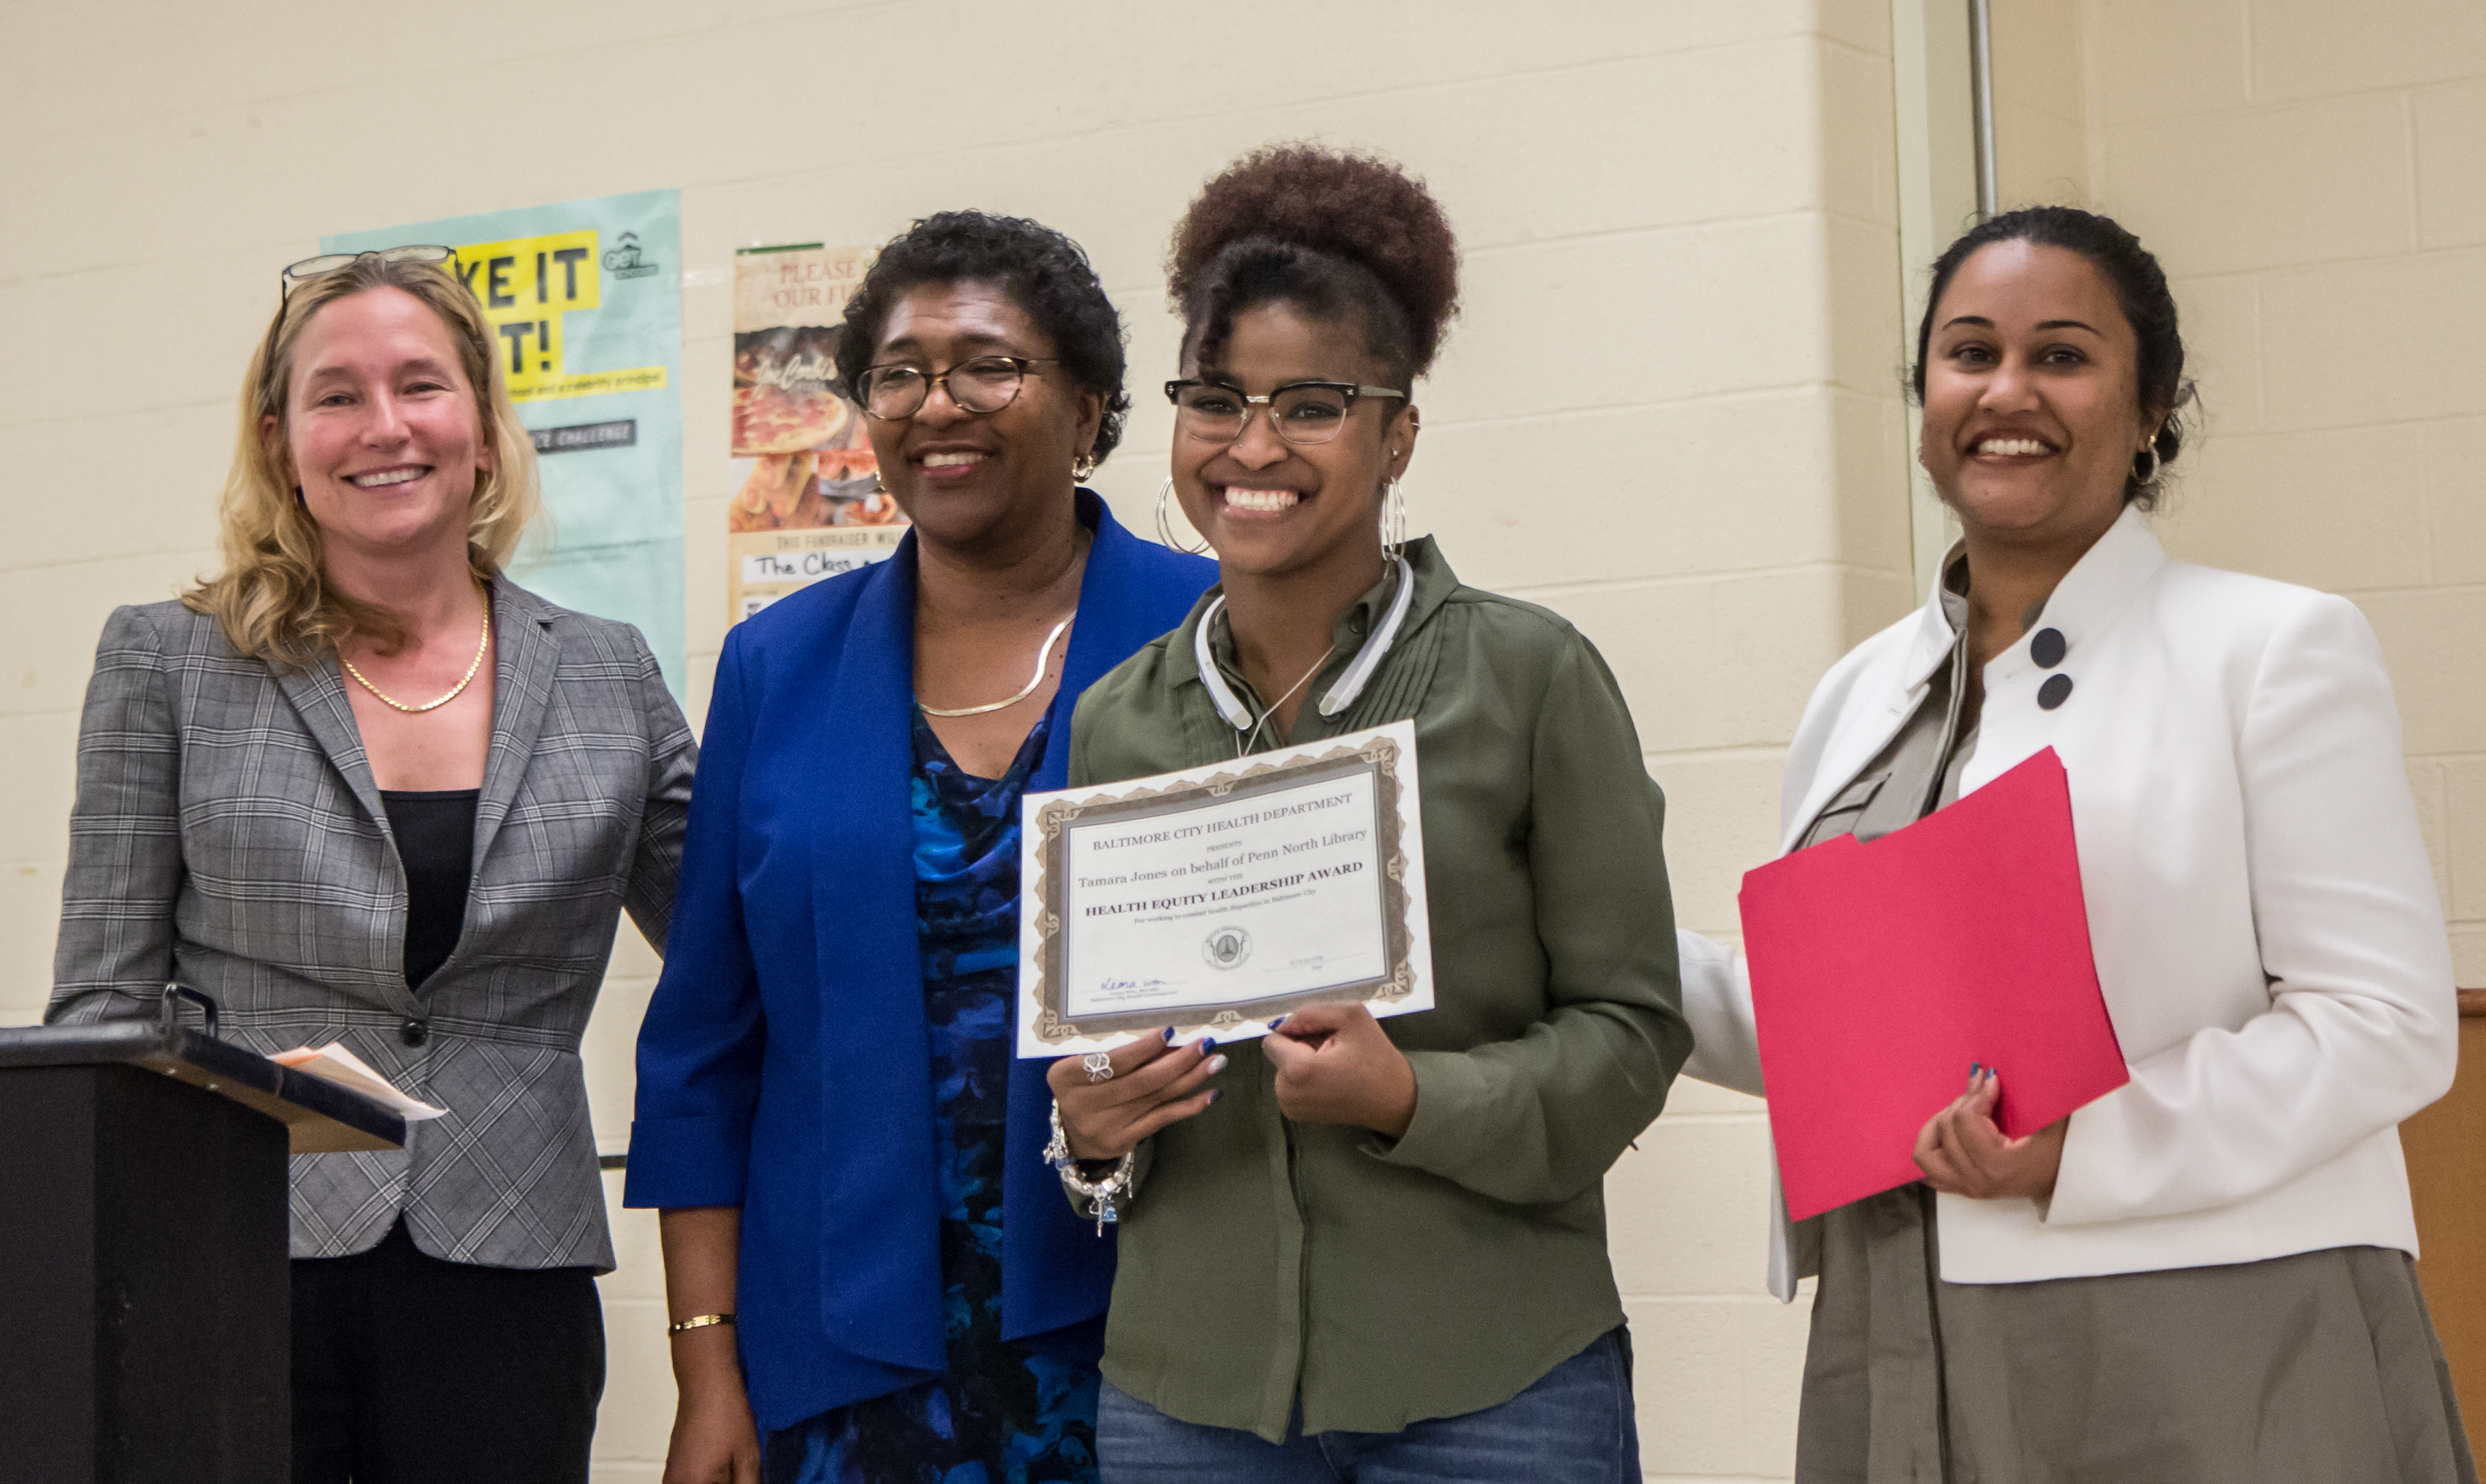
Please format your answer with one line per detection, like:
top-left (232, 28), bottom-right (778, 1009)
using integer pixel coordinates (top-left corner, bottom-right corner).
top-left (2132, 446), bottom-right (2158, 485)
top-left (1155, 476), bottom-right (1210, 555)
top-left (1381, 476), bottom-right (1408, 556)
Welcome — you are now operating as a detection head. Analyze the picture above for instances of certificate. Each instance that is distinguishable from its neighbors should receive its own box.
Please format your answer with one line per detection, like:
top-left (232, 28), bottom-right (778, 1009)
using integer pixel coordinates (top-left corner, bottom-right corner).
top-left (1016, 720), bottom-right (1433, 1058)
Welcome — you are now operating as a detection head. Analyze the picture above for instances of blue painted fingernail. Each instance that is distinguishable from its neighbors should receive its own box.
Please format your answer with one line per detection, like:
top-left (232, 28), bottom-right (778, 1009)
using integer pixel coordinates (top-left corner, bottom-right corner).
top-left (1199, 1038), bottom-right (1218, 1055)
top-left (1207, 1089), bottom-right (1223, 1106)
top-left (1163, 1027), bottom-right (1177, 1043)
top-left (1267, 1016), bottom-right (1287, 1031)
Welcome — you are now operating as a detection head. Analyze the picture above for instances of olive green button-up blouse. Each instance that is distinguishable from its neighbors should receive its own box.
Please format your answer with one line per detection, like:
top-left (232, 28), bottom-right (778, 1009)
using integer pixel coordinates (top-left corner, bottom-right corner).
top-left (1067, 537), bottom-right (1689, 1442)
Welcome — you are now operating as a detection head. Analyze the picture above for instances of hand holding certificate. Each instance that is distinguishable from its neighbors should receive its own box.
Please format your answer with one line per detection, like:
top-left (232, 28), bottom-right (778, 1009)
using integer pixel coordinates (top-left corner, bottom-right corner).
top-left (1016, 720), bottom-right (1434, 1058)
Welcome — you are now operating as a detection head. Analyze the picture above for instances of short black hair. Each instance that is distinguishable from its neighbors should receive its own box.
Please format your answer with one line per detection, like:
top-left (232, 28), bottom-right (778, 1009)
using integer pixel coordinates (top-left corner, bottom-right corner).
top-left (1912, 205), bottom-right (2192, 506)
top-left (1169, 145), bottom-right (1460, 393)
top-left (835, 210), bottom-right (1131, 466)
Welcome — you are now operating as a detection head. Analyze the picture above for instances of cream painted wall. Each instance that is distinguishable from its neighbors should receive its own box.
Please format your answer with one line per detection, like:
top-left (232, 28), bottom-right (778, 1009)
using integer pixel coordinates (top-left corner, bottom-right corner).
top-left (10, 0), bottom-right (2467, 1479)
top-left (46, 1), bottom-right (2429, 1481)
top-left (1987, 0), bottom-right (2486, 990)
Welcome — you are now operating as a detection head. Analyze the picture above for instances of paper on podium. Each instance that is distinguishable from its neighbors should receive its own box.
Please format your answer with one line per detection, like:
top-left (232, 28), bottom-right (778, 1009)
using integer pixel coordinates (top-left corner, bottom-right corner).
top-left (1738, 747), bottom-right (2127, 1223)
top-left (270, 1044), bottom-right (448, 1124)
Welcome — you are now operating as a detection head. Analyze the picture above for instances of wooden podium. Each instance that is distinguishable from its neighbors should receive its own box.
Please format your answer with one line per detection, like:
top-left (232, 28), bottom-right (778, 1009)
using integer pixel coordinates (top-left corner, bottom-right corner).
top-left (0, 990), bottom-right (404, 1484)
top-left (2405, 988), bottom-right (2486, 1457)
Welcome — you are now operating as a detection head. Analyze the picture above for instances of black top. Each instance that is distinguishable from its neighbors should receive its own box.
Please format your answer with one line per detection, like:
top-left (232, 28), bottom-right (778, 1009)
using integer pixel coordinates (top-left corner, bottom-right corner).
top-left (380, 789), bottom-right (478, 994)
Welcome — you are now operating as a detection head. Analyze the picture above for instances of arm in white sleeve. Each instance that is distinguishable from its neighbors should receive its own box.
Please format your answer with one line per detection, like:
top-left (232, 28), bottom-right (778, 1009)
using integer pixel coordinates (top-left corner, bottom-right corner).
top-left (2046, 595), bottom-right (2458, 1226)
top-left (1678, 930), bottom-right (1765, 1097)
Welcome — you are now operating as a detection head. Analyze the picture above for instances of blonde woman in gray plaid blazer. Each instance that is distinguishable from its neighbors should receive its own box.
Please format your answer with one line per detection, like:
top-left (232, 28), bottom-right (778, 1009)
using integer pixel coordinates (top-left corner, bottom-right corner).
top-left (47, 250), bottom-right (694, 1484)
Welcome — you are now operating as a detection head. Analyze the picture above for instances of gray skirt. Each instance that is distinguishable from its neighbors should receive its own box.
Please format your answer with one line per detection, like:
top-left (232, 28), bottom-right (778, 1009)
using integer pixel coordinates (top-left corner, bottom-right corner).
top-left (1797, 1186), bottom-right (2478, 1484)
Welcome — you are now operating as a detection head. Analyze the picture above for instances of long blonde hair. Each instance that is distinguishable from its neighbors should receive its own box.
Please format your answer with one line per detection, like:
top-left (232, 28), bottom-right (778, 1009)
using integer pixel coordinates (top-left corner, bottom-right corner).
top-left (185, 254), bottom-right (542, 666)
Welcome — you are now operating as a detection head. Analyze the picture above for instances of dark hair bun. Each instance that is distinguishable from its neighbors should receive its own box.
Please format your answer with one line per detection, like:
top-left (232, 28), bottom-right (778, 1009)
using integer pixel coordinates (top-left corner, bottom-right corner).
top-left (1169, 145), bottom-right (1459, 382)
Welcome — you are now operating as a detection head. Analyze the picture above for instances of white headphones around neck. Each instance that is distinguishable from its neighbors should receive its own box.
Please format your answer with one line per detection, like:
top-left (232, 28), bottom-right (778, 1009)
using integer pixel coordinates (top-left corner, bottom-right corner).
top-left (1195, 554), bottom-right (1417, 732)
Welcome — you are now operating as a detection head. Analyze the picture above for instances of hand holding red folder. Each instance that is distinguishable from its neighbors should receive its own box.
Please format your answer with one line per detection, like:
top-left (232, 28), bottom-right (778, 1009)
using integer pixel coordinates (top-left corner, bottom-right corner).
top-left (1914, 1064), bottom-right (2069, 1199)
top-left (1737, 748), bottom-right (2128, 1223)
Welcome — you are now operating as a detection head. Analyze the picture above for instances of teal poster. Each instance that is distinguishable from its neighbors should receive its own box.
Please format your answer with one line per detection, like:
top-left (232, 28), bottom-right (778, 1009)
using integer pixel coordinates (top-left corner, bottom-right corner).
top-left (324, 189), bottom-right (685, 702)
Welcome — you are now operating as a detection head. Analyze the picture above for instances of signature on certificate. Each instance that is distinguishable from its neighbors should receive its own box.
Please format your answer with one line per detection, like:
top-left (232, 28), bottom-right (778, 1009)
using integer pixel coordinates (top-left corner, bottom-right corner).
top-left (1098, 976), bottom-right (1171, 993)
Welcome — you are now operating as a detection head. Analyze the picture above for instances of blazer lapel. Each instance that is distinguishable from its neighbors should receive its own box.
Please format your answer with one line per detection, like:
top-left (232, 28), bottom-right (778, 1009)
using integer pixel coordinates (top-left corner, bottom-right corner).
top-left (272, 650), bottom-right (422, 1016)
top-left (808, 539), bottom-right (948, 1375)
top-left (1034, 493), bottom-right (1162, 793)
top-left (1777, 597), bottom-right (1954, 855)
top-left (275, 654), bottom-right (388, 832)
top-left (470, 581), bottom-right (560, 875)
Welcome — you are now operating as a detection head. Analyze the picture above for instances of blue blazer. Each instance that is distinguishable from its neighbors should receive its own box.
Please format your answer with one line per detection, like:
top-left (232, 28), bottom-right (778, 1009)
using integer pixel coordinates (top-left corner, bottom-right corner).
top-left (627, 491), bottom-right (1214, 1431)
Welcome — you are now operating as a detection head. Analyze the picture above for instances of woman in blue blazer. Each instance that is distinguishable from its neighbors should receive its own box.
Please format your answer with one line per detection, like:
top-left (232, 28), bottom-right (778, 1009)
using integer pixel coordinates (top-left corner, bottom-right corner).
top-left (628, 212), bottom-right (1216, 1484)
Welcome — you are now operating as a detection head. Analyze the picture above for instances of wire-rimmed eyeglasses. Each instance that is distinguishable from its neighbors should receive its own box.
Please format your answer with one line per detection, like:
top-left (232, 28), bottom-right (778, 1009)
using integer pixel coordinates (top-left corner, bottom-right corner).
top-left (856, 356), bottom-right (1058, 420)
top-left (1165, 379), bottom-right (1408, 446)
top-left (259, 246), bottom-right (462, 397)
top-left (278, 244), bottom-right (459, 300)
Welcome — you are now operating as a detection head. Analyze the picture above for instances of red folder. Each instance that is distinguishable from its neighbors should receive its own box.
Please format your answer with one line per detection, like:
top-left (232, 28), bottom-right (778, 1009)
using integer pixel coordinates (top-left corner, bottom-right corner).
top-left (1738, 747), bottom-right (2127, 1222)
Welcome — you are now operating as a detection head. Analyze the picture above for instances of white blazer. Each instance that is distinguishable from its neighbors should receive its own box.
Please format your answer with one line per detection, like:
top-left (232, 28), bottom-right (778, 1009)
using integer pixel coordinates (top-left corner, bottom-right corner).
top-left (1682, 506), bottom-right (2458, 1298)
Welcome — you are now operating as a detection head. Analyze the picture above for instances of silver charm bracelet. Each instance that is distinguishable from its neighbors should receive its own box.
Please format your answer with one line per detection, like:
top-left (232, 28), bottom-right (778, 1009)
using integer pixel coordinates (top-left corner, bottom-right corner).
top-left (1046, 1101), bottom-right (1138, 1236)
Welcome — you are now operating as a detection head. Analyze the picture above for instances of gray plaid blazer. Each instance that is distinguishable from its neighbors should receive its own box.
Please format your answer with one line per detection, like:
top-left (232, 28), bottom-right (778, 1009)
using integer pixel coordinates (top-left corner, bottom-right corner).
top-left (48, 580), bottom-right (695, 1271)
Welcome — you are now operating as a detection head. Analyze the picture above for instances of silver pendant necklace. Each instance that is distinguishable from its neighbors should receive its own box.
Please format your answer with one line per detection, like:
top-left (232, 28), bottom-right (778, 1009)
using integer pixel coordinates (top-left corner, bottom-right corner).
top-left (918, 616), bottom-right (1073, 717)
top-left (1235, 644), bottom-right (1337, 758)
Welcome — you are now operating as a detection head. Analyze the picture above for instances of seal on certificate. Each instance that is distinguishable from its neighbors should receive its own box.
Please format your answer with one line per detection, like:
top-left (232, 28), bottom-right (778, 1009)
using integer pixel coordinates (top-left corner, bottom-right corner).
top-left (1201, 926), bottom-right (1253, 971)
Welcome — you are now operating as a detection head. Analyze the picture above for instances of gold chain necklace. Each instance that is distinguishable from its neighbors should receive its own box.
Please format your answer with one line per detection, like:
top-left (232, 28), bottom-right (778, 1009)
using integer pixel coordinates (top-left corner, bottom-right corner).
top-left (342, 604), bottom-right (491, 714)
top-left (919, 616), bottom-right (1073, 717)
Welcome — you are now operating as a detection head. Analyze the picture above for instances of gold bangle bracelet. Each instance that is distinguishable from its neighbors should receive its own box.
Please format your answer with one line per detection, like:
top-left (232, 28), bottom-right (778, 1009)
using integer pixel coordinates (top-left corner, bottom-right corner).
top-left (668, 1313), bottom-right (735, 1335)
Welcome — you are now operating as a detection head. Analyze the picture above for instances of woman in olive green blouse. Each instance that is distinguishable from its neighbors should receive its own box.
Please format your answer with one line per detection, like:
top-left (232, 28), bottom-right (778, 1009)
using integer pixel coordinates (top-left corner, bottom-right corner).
top-left (1046, 146), bottom-right (1688, 1483)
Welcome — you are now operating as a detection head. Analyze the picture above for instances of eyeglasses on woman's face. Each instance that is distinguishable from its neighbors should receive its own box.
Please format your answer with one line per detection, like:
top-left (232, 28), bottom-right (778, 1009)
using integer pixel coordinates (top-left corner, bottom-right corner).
top-left (1165, 379), bottom-right (1408, 447)
top-left (856, 356), bottom-right (1058, 420)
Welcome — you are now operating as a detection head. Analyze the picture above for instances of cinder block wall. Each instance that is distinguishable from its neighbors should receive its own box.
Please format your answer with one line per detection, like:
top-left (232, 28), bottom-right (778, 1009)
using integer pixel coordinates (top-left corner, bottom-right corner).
top-left (1, 5), bottom-right (1899, 1479)
top-left (29, 1), bottom-right (2480, 1480)
top-left (1989, 0), bottom-right (2486, 989)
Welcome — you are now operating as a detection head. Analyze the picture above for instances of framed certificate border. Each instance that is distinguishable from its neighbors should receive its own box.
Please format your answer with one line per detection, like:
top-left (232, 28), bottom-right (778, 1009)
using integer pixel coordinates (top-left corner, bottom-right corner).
top-left (1019, 722), bottom-right (1429, 1055)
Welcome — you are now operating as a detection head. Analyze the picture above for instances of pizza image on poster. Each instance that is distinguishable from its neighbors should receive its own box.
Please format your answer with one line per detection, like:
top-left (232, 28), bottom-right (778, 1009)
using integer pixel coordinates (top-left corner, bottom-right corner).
top-left (732, 325), bottom-right (850, 454)
top-left (728, 244), bottom-right (908, 620)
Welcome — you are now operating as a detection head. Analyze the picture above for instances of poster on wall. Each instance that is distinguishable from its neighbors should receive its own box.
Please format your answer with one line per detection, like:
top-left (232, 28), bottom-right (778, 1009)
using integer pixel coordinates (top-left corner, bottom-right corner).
top-left (323, 190), bottom-right (686, 702)
top-left (726, 243), bottom-right (906, 623)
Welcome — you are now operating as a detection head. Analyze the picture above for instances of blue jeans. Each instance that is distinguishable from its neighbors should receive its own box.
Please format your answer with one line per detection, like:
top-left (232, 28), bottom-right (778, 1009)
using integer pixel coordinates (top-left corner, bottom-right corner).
top-left (1096, 1327), bottom-right (1638, 1483)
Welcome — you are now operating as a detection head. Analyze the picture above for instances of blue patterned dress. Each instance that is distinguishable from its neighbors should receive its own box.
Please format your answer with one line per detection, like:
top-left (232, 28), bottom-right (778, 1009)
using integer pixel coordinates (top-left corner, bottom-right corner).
top-left (760, 707), bottom-right (1100, 1484)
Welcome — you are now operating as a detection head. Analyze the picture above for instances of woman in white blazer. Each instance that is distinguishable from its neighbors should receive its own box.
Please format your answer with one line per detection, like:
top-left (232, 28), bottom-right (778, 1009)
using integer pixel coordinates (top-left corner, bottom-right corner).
top-left (1681, 207), bottom-right (2471, 1483)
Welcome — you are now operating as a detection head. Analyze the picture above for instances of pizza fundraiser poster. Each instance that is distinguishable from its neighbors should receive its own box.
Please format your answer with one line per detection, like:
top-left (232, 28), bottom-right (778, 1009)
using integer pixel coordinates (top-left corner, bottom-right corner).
top-left (726, 244), bottom-right (908, 622)
top-left (323, 190), bottom-right (687, 703)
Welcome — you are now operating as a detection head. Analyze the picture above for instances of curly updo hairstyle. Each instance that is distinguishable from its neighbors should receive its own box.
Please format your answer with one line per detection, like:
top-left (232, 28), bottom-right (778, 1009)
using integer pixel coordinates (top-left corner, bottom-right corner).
top-left (834, 210), bottom-right (1132, 467)
top-left (1912, 205), bottom-right (2192, 507)
top-left (1169, 145), bottom-right (1460, 396)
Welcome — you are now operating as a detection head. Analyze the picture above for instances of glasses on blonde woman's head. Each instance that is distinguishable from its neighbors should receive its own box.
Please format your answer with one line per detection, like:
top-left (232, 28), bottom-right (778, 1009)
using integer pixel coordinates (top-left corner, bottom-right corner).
top-left (855, 356), bottom-right (1058, 420)
top-left (278, 245), bottom-right (458, 299)
top-left (1165, 379), bottom-right (1407, 447)
top-left (259, 246), bottom-right (463, 400)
